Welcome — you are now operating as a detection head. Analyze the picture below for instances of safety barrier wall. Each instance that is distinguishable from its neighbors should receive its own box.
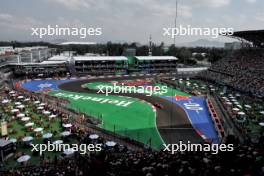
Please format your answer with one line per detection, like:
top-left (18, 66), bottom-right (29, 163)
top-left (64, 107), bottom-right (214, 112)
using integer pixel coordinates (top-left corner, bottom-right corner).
top-left (206, 99), bottom-right (225, 140)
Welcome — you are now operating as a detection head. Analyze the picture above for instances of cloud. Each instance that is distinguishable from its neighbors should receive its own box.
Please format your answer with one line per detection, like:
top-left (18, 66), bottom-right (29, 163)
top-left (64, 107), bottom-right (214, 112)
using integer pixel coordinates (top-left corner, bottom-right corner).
top-left (245, 0), bottom-right (257, 3)
top-left (0, 13), bottom-right (89, 33)
top-left (46, 0), bottom-right (91, 10)
top-left (56, 17), bottom-right (86, 27)
top-left (0, 13), bottom-right (13, 20)
top-left (138, 1), bottom-right (192, 18)
top-left (179, 5), bottom-right (192, 18)
top-left (0, 13), bottom-right (42, 30)
top-left (255, 13), bottom-right (264, 22)
top-left (0, 0), bottom-right (262, 43)
top-left (192, 0), bottom-right (231, 8)
top-left (45, 0), bottom-right (192, 18)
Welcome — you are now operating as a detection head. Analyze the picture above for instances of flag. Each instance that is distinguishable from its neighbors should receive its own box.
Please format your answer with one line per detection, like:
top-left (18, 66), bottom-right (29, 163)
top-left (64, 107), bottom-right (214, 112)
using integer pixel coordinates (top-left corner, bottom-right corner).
top-left (174, 95), bottom-right (190, 101)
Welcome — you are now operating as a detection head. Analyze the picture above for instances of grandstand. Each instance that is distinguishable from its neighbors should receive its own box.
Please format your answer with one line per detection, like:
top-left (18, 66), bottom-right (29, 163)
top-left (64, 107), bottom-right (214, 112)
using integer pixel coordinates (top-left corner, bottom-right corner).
top-left (1, 52), bottom-right (180, 77)
top-left (11, 61), bottom-right (69, 77)
top-left (199, 30), bottom-right (264, 97)
top-left (231, 30), bottom-right (264, 48)
top-left (128, 56), bottom-right (178, 74)
top-left (0, 55), bottom-right (20, 82)
top-left (74, 56), bottom-right (128, 75)
top-left (0, 46), bottom-right (13, 56)
top-left (0, 47), bottom-right (63, 77)
top-left (74, 56), bottom-right (178, 75)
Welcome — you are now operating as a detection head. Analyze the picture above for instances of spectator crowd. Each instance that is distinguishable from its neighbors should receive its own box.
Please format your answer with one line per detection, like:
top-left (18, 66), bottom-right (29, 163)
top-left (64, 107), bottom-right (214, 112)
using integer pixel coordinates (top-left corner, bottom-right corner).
top-left (199, 49), bottom-right (264, 97)
top-left (2, 135), bottom-right (264, 176)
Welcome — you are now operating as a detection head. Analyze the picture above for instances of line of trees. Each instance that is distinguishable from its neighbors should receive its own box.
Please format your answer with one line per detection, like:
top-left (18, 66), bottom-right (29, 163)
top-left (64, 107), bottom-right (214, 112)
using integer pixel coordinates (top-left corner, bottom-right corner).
top-left (0, 41), bottom-right (229, 64)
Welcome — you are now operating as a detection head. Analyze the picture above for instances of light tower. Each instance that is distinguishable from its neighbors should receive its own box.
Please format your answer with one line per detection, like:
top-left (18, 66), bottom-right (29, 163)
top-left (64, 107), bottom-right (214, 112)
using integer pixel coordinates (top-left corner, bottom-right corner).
top-left (174, 0), bottom-right (178, 46)
top-left (148, 35), bottom-right (152, 56)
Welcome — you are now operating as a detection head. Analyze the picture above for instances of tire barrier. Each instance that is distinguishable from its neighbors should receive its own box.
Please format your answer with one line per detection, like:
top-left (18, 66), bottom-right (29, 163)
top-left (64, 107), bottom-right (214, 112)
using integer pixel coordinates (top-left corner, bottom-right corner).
top-left (206, 99), bottom-right (225, 140)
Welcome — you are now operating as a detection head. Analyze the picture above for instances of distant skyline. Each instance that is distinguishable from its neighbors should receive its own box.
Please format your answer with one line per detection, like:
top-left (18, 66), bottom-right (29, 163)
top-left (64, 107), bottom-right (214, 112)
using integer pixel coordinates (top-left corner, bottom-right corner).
top-left (0, 0), bottom-right (263, 45)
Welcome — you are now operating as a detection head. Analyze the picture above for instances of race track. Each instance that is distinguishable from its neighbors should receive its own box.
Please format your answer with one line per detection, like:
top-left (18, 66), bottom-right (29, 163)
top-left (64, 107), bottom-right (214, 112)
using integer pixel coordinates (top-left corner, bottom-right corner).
top-left (59, 76), bottom-right (203, 145)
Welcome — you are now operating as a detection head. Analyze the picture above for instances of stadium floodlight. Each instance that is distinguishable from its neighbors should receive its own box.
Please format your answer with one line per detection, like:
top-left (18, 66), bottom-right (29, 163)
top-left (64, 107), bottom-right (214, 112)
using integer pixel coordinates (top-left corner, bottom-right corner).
top-left (174, 0), bottom-right (178, 46)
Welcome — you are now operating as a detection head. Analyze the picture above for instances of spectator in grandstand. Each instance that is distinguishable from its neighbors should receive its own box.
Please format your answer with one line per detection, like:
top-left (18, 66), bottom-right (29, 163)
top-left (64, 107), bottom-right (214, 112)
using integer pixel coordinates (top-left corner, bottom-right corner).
top-left (199, 49), bottom-right (264, 97)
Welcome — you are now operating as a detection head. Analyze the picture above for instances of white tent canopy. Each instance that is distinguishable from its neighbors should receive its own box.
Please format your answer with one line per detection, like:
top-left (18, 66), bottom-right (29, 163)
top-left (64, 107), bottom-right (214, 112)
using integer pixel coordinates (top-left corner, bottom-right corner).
top-left (17, 155), bottom-right (31, 163)
top-left (17, 113), bottom-right (25, 118)
top-left (89, 134), bottom-right (99, 139)
top-left (22, 136), bottom-right (33, 142)
top-left (61, 131), bottom-right (71, 136)
top-left (238, 112), bottom-right (246, 115)
top-left (63, 148), bottom-right (75, 155)
top-left (43, 133), bottom-right (53, 139)
top-left (34, 128), bottom-right (43, 132)
top-left (63, 124), bottom-right (72, 128)
top-left (25, 122), bottom-right (34, 127)
top-left (2, 99), bottom-right (9, 104)
top-left (106, 141), bottom-right (116, 147)
top-left (53, 140), bottom-right (63, 144)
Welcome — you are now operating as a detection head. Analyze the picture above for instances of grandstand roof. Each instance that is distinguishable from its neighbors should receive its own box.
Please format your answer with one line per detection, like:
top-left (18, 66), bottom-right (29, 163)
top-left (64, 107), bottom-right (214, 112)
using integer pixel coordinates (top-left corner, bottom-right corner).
top-left (135, 56), bottom-right (178, 61)
top-left (40, 60), bottom-right (67, 65)
top-left (74, 56), bottom-right (128, 61)
top-left (48, 55), bottom-right (70, 61)
top-left (231, 30), bottom-right (264, 47)
top-left (10, 60), bottom-right (66, 66)
top-left (58, 42), bottom-right (96, 45)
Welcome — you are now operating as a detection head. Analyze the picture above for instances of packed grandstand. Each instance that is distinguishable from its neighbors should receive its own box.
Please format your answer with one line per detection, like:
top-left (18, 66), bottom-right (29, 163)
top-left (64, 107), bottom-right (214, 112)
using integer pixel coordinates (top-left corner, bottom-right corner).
top-left (0, 30), bottom-right (264, 176)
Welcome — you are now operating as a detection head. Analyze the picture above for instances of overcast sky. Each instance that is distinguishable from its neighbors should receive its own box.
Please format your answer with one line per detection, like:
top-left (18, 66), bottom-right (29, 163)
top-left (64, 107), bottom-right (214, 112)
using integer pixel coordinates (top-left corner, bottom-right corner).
top-left (0, 0), bottom-right (263, 45)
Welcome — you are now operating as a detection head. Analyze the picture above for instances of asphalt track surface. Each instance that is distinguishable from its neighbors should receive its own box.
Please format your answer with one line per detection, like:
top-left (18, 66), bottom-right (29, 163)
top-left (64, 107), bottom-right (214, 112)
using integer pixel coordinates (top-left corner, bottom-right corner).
top-left (59, 76), bottom-right (203, 144)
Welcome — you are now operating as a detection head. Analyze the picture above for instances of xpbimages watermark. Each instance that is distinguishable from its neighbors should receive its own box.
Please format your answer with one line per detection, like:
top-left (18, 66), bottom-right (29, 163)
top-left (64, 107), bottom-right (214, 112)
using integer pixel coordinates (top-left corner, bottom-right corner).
top-left (163, 141), bottom-right (234, 154)
top-left (31, 141), bottom-right (102, 155)
top-left (163, 25), bottom-right (234, 39)
top-left (31, 25), bottom-right (102, 38)
top-left (96, 83), bottom-right (168, 96)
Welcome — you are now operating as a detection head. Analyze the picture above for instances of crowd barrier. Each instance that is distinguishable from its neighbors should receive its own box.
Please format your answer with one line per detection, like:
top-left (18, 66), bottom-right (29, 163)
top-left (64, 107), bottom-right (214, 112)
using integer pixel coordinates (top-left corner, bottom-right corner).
top-left (206, 99), bottom-right (225, 140)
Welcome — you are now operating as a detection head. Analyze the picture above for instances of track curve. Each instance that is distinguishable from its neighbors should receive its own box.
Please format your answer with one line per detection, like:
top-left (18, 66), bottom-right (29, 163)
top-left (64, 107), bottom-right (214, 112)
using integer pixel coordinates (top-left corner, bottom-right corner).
top-left (59, 76), bottom-right (203, 145)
